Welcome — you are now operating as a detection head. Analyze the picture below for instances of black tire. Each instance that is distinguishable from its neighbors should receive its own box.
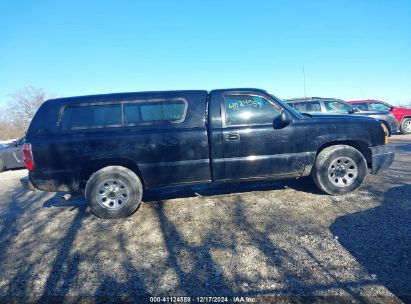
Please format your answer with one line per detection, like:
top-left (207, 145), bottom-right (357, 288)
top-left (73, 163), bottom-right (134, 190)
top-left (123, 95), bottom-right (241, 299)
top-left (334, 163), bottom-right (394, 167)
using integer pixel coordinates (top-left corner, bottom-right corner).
top-left (0, 158), bottom-right (5, 173)
top-left (312, 145), bottom-right (367, 195)
top-left (85, 166), bottom-right (143, 219)
top-left (400, 117), bottom-right (411, 134)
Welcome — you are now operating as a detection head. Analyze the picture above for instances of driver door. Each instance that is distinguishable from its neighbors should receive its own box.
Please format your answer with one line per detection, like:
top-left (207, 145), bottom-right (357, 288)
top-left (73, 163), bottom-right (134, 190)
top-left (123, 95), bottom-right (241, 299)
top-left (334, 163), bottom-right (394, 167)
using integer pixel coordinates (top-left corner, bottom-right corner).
top-left (221, 92), bottom-right (308, 180)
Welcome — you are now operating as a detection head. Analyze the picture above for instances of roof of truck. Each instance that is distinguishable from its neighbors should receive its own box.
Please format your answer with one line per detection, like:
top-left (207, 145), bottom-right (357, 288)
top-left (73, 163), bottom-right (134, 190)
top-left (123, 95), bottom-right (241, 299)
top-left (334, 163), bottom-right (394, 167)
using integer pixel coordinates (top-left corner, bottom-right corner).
top-left (45, 88), bottom-right (269, 104)
top-left (47, 90), bottom-right (208, 103)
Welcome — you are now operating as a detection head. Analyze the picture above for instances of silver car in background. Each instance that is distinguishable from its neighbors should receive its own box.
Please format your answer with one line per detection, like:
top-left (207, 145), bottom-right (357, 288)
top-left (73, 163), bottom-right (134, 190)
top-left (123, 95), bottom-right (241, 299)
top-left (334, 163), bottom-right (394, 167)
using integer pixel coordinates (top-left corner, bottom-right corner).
top-left (0, 137), bottom-right (25, 172)
top-left (285, 97), bottom-right (399, 135)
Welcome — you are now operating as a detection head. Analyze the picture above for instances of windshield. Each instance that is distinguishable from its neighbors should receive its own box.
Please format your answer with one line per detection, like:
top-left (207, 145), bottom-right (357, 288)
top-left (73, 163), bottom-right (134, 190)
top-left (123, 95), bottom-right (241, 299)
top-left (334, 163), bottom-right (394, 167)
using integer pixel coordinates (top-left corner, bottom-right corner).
top-left (369, 102), bottom-right (391, 111)
top-left (270, 95), bottom-right (303, 119)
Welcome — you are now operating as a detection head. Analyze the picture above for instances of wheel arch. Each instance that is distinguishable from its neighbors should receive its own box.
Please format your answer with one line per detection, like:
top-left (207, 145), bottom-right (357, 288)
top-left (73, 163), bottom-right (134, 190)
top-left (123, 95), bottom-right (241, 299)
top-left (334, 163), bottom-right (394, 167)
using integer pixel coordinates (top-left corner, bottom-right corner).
top-left (79, 158), bottom-right (146, 190)
top-left (401, 115), bottom-right (411, 122)
top-left (316, 140), bottom-right (371, 167)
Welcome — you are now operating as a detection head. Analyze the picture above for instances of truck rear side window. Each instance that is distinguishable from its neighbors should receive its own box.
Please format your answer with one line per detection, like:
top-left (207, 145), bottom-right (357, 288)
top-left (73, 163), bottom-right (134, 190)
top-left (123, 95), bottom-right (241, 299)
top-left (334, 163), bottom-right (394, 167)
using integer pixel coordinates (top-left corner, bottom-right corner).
top-left (60, 104), bottom-right (122, 130)
top-left (124, 100), bottom-right (186, 124)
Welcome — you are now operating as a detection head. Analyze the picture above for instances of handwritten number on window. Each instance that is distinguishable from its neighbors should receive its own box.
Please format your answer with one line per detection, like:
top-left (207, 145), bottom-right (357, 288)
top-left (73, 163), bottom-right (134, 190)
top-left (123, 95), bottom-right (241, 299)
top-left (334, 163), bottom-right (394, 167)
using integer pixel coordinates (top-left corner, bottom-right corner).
top-left (228, 99), bottom-right (262, 111)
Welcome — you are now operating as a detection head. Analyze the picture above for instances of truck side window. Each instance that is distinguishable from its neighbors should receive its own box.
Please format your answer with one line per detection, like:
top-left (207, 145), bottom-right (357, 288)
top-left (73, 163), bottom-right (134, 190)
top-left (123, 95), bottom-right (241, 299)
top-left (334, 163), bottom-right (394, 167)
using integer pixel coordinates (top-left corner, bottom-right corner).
top-left (224, 95), bottom-right (281, 126)
top-left (124, 100), bottom-right (186, 124)
top-left (60, 104), bottom-right (122, 130)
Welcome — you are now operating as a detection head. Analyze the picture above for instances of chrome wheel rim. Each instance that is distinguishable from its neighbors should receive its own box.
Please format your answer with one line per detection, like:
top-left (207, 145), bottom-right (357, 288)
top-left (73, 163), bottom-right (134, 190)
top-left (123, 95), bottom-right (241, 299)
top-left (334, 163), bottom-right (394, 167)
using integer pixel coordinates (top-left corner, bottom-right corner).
top-left (96, 179), bottom-right (129, 210)
top-left (404, 120), bottom-right (411, 133)
top-left (328, 156), bottom-right (358, 187)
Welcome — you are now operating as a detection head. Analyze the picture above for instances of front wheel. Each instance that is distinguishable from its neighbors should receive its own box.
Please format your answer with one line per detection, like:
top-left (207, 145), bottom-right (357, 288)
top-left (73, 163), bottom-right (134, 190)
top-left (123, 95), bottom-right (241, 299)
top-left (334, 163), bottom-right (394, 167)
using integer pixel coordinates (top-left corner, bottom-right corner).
top-left (312, 145), bottom-right (367, 195)
top-left (400, 118), bottom-right (411, 134)
top-left (85, 166), bottom-right (143, 218)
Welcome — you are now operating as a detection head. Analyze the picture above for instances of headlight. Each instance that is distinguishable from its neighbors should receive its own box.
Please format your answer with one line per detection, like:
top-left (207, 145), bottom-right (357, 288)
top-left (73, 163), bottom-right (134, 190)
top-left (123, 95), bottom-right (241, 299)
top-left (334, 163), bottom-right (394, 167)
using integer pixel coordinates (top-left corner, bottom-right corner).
top-left (381, 123), bottom-right (389, 144)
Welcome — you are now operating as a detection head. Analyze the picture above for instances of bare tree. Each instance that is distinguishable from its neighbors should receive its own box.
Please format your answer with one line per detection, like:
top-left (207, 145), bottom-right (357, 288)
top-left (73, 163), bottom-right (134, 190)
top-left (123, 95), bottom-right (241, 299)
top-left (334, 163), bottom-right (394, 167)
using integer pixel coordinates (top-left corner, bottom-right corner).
top-left (396, 100), bottom-right (411, 108)
top-left (0, 109), bottom-right (16, 140)
top-left (3, 86), bottom-right (50, 139)
top-left (8, 86), bottom-right (47, 125)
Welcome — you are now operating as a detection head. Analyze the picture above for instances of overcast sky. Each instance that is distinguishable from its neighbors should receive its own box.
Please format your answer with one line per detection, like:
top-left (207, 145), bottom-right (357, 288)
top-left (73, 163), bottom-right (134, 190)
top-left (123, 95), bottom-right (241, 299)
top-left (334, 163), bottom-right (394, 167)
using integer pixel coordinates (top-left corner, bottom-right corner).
top-left (0, 0), bottom-right (410, 106)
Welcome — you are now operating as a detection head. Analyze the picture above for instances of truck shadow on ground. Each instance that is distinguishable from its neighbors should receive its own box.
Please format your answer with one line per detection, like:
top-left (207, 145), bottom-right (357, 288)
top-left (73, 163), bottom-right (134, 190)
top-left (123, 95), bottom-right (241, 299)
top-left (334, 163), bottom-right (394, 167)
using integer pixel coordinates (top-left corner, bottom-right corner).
top-left (39, 177), bottom-right (321, 212)
top-left (42, 193), bottom-right (86, 211)
top-left (31, 192), bottom-right (369, 301)
top-left (5, 178), bottom-right (405, 301)
top-left (330, 184), bottom-right (411, 303)
top-left (0, 191), bottom-right (60, 300)
top-left (148, 197), bottom-right (380, 302)
top-left (28, 179), bottom-right (360, 301)
top-left (143, 176), bottom-right (321, 202)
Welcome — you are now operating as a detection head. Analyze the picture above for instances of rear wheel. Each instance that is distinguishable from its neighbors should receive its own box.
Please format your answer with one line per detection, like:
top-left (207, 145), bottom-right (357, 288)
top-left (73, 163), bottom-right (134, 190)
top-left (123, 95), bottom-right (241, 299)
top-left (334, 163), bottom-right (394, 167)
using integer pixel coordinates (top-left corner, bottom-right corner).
top-left (312, 145), bottom-right (367, 195)
top-left (400, 118), bottom-right (411, 134)
top-left (85, 166), bottom-right (143, 218)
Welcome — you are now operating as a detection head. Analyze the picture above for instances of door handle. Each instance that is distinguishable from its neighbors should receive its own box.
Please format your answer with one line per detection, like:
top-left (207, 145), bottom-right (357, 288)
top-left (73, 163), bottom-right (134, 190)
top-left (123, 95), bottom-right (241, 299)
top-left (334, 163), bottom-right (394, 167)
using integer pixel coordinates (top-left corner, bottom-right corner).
top-left (224, 133), bottom-right (240, 141)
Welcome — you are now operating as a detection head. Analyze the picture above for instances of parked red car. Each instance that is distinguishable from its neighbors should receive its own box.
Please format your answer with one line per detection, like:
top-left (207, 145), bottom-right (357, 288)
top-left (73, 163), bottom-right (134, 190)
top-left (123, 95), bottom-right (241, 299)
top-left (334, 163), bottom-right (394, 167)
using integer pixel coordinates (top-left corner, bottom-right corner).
top-left (348, 100), bottom-right (411, 134)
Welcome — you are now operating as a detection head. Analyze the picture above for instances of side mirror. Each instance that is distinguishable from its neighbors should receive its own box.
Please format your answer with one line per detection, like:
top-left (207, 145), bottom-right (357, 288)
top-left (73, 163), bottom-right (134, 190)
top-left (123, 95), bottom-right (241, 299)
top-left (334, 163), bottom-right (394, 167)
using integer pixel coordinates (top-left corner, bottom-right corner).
top-left (13, 141), bottom-right (18, 147)
top-left (280, 110), bottom-right (293, 125)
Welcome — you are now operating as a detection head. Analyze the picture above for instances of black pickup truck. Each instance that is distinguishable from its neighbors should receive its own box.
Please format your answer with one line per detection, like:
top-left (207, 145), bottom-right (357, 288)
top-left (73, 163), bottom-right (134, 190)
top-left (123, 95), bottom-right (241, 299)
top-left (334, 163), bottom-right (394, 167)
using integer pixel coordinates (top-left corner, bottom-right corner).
top-left (21, 88), bottom-right (394, 218)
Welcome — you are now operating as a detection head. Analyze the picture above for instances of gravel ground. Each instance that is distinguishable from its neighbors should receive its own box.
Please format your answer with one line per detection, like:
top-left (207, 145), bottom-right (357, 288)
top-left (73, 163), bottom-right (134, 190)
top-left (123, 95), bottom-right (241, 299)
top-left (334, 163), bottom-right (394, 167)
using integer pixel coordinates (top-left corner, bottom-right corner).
top-left (0, 135), bottom-right (410, 303)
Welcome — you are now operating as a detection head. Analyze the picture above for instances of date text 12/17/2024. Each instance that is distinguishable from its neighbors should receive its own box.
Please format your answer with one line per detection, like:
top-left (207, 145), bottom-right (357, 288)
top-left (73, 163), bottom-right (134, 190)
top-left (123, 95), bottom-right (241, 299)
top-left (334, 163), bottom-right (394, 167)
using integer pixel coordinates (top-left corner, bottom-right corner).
top-left (149, 296), bottom-right (257, 303)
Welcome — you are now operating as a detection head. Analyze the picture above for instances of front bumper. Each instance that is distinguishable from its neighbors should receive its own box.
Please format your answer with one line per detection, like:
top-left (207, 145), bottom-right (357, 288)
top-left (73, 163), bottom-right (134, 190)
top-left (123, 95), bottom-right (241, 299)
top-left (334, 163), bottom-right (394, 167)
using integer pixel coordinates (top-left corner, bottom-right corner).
top-left (20, 176), bottom-right (36, 191)
top-left (370, 144), bottom-right (395, 174)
